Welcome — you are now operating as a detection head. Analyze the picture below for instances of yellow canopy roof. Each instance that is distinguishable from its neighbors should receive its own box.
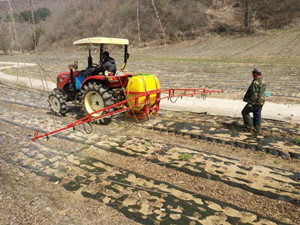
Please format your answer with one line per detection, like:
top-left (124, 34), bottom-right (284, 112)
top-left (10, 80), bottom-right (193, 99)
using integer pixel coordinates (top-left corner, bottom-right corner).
top-left (73, 37), bottom-right (129, 46)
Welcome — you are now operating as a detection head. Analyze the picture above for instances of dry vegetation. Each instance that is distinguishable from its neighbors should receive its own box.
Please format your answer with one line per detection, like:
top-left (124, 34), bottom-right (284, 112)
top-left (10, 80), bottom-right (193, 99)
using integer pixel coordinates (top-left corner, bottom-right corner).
top-left (0, 2), bottom-right (300, 224)
top-left (0, 0), bottom-right (299, 52)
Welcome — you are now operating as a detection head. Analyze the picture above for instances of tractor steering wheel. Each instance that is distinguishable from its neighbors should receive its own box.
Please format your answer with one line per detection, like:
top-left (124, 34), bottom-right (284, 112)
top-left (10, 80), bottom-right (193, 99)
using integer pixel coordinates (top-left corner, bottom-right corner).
top-left (92, 63), bottom-right (100, 67)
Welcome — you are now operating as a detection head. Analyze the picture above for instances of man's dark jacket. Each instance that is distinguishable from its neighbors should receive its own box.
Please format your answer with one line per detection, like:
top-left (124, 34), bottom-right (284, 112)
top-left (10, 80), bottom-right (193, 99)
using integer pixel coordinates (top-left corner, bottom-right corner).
top-left (243, 77), bottom-right (266, 105)
top-left (103, 56), bottom-right (116, 74)
top-left (92, 56), bottom-right (116, 75)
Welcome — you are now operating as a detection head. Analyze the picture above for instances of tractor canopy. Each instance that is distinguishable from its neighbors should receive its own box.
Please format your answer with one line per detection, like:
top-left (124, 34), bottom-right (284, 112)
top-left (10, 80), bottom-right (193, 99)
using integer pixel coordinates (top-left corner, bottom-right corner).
top-left (73, 37), bottom-right (129, 46)
top-left (73, 37), bottom-right (130, 71)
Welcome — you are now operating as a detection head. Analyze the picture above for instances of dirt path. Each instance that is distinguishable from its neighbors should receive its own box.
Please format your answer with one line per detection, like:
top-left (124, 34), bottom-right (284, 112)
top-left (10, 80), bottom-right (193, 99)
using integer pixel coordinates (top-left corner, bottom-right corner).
top-left (0, 61), bottom-right (55, 91)
top-left (1, 62), bottom-right (299, 123)
top-left (161, 97), bottom-right (300, 123)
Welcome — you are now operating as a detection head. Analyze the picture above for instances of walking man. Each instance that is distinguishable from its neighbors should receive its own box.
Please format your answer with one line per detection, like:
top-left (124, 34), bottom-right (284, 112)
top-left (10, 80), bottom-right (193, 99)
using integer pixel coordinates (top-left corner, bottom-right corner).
top-left (242, 68), bottom-right (266, 135)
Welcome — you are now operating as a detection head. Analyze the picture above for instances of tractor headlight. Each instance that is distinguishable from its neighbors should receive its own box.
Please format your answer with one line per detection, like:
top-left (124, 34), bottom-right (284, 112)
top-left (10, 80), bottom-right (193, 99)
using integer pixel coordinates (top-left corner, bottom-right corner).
top-left (57, 77), bottom-right (63, 86)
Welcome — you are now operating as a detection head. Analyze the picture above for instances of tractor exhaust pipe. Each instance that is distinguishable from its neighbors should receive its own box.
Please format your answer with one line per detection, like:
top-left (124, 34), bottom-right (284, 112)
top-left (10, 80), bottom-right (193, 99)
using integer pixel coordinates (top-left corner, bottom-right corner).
top-left (88, 48), bottom-right (93, 68)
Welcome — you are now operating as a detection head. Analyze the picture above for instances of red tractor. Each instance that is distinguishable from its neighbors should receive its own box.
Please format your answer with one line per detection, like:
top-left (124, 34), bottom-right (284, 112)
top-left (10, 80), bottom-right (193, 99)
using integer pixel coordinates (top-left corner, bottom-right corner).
top-left (35, 37), bottom-right (223, 141)
top-left (49, 37), bottom-right (134, 124)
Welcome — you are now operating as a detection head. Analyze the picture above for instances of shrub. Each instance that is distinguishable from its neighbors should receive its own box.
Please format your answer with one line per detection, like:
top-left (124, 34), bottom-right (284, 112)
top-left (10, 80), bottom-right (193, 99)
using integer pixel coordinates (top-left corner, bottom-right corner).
top-left (179, 153), bottom-right (193, 161)
top-left (8, 7), bottom-right (51, 24)
top-left (293, 137), bottom-right (300, 146)
top-left (35, 7), bottom-right (51, 22)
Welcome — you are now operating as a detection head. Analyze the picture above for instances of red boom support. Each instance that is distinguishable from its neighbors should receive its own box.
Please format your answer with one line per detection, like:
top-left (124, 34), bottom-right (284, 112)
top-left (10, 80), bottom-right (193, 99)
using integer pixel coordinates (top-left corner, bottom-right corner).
top-left (32, 88), bottom-right (223, 141)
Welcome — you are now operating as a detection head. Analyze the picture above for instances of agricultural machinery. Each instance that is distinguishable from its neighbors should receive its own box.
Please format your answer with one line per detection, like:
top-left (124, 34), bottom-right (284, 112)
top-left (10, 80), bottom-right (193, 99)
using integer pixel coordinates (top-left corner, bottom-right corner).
top-left (32, 37), bottom-right (223, 141)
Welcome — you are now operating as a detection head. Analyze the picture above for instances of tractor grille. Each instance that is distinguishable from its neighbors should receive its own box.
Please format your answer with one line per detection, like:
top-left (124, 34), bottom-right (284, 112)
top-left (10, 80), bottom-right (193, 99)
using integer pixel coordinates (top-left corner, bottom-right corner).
top-left (57, 77), bottom-right (60, 87)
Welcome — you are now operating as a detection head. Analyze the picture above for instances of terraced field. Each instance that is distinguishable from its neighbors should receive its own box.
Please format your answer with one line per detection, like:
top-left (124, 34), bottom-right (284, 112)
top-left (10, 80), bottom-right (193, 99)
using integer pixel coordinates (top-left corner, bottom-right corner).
top-left (0, 82), bottom-right (299, 224)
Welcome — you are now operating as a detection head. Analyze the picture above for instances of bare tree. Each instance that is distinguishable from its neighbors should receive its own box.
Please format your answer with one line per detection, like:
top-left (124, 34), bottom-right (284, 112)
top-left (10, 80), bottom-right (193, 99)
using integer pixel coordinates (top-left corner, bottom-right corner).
top-left (7, 0), bottom-right (22, 52)
top-left (244, 0), bottom-right (250, 33)
top-left (29, 0), bottom-right (37, 50)
top-left (0, 15), bottom-right (12, 55)
top-left (137, 0), bottom-right (141, 47)
top-left (254, 0), bottom-right (299, 29)
top-left (151, 0), bottom-right (167, 46)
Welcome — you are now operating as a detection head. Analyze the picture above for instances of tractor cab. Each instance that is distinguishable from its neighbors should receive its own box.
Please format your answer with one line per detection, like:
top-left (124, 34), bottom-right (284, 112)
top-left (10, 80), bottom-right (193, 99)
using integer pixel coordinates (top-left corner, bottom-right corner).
top-left (73, 37), bottom-right (130, 76)
top-left (56, 37), bottom-right (131, 95)
top-left (50, 37), bottom-right (133, 122)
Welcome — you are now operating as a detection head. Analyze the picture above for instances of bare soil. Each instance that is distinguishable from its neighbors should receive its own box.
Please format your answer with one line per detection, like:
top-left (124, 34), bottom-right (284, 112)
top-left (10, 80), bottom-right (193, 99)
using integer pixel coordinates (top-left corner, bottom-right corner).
top-left (0, 30), bottom-right (299, 224)
top-left (0, 159), bottom-right (138, 225)
top-left (0, 82), bottom-right (299, 224)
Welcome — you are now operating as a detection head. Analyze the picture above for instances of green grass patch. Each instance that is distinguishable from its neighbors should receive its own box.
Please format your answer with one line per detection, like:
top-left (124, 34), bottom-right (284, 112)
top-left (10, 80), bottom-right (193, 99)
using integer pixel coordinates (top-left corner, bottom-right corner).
top-left (150, 139), bottom-right (156, 145)
top-left (259, 151), bottom-right (267, 157)
top-left (144, 142), bottom-right (151, 147)
top-left (268, 26), bottom-right (300, 34)
top-left (17, 81), bottom-right (28, 88)
top-left (292, 136), bottom-right (300, 146)
top-left (179, 153), bottom-right (193, 161)
top-left (131, 56), bottom-right (300, 65)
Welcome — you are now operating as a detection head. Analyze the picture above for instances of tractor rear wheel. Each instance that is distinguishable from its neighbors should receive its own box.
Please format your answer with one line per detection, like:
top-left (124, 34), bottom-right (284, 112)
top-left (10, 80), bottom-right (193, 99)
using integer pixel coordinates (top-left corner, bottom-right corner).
top-left (48, 89), bottom-right (68, 116)
top-left (81, 82), bottom-right (114, 125)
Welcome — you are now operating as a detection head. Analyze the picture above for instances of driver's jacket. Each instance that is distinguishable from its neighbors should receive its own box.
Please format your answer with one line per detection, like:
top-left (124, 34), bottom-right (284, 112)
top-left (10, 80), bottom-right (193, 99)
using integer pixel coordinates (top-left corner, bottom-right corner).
top-left (94, 56), bottom-right (116, 75)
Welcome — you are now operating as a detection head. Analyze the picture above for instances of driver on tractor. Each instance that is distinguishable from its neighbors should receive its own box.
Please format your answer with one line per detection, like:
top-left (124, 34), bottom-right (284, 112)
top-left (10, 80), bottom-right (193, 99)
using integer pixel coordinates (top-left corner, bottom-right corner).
top-left (95, 51), bottom-right (117, 75)
top-left (80, 51), bottom-right (116, 78)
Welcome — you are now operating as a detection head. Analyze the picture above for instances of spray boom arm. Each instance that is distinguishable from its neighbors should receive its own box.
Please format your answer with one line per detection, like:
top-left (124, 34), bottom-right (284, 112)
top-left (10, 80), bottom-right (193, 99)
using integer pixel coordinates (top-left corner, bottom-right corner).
top-left (32, 88), bottom-right (223, 141)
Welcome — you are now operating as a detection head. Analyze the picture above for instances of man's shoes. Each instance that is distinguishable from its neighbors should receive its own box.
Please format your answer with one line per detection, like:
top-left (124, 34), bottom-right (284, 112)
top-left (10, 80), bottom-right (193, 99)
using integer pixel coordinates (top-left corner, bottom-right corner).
top-left (243, 125), bottom-right (254, 133)
top-left (253, 127), bottom-right (262, 135)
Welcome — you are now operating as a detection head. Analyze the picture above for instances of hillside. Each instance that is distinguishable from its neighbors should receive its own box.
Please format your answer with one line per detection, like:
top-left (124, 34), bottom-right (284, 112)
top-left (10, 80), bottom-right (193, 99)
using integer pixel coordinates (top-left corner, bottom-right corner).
top-left (0, 0), bottom-right (58, 11)
top-left (135, 25), bottom-right (300, 59)
top-left (1, 1), bottom-right (300, 225)
top-left (0, 0), bottom-right (299, 52)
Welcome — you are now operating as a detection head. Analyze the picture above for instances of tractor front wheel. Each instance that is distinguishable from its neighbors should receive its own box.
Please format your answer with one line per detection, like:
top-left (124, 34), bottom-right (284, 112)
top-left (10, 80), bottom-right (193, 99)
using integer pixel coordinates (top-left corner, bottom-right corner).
top-left (48, 89), bottom-right (68, 116)
top-left (81, 82), bottom-right (114, 125)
